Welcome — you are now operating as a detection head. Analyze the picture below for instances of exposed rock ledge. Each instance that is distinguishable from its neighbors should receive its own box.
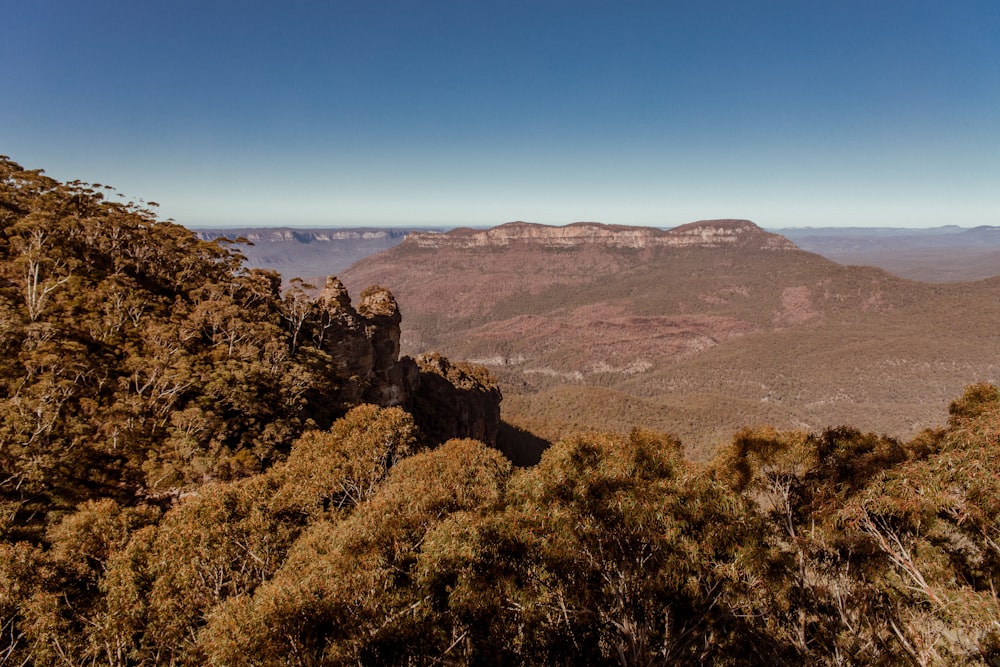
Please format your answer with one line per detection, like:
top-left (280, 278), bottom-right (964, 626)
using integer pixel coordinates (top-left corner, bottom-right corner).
top-left (405, 219), bottom-right (797, 250)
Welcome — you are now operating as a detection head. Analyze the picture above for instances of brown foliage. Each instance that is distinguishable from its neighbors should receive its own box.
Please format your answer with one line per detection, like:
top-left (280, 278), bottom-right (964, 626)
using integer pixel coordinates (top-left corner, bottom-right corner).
top-left (0, 157), bottom-right (495, 543)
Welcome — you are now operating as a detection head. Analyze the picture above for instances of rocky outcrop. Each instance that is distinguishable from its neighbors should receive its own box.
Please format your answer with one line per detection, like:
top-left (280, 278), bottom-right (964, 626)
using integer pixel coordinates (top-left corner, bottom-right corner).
top-left (405, 219), bottom-right (798, 251)
top-left (667, 219), bottom-right (797, 249)
top-left (409, 354), bottom-right (502, 446)
top-left (313, 277), bottom-right (414, 409)
top-left (315, 278), bottom-right (501, 445)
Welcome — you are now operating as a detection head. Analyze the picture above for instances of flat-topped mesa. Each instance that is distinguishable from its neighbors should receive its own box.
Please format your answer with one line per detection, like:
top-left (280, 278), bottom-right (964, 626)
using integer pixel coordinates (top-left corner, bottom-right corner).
top-left (405, 219), bottom-right (797, 250)
top-left (668, 219), bottom-right (799, 250)
top-left (406, 221), bottom-right (659, 249)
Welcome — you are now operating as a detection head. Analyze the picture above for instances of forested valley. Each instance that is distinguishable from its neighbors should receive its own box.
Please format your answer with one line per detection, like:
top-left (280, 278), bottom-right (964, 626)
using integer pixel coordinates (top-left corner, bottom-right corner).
top-left (2, 156), bottom-right (999, 665)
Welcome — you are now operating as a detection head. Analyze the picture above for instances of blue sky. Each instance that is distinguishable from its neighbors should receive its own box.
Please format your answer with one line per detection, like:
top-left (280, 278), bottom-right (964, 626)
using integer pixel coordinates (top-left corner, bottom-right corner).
top-left (3, 1), bottom-right (998, 228)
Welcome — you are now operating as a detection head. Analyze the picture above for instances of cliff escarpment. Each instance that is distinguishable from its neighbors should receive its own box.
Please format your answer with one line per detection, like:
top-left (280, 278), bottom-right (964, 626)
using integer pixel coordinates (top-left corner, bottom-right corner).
top-left (405, 219), bottom-right (797, 250)
top-left (308, 276), bottom-right (501, 446)
top-left (342, 217), bottom-right (1000, 453)
top-left (193, 228), bottom-right (409, 245)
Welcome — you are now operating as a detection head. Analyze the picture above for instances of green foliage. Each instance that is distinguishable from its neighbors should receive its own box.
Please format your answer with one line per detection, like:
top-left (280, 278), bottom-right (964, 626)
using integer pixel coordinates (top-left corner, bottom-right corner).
top-left (0, 156), bottom-right (316, 534)
top-left (419, 428), bottom-right (771, 665)
top-left (275, 403), bottom-right (421, 514)
top-left (711, 412), bottom-right (1000, 665)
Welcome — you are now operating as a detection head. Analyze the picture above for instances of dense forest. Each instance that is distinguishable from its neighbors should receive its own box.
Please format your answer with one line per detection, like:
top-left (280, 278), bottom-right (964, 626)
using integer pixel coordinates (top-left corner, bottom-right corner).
top-left (2, 157), bottom-right (999, 665)
top-left (0, 155), bottom-right (500, 541)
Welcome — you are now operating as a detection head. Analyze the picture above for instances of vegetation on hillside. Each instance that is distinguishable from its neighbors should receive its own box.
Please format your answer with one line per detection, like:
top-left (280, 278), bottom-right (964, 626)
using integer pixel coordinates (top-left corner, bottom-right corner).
top-left (3, 388), bottom-right (1000, 665)
top-left (340, 216), bottom-right (1000, 452)
top-left (2, 158), bottom-right (998, 665)
top-left (0, 156), bottom-right (498, 542)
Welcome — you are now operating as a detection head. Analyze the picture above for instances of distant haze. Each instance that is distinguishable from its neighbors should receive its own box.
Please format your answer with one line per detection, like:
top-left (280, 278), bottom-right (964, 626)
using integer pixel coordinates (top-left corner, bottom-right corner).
top-left (194, 222), bottom-right (1000, 285)
top-left (191, 227), bottom-right (441, 282)
top-left (339, 220), bottom-right (1000, 454)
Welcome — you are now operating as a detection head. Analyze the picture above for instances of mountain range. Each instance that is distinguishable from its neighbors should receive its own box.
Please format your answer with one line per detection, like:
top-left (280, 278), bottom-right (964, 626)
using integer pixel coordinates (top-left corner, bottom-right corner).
top-left (782, 225), bottom-right (1000, 282)
top-left (193, 222), bottom-right (1000, 284)
top-left (6, 156), bottom-right (1000, 663)
top-left (339, 220), bottom-right (1000, 457)
top-left (191, 227), bottom-right (441, 284)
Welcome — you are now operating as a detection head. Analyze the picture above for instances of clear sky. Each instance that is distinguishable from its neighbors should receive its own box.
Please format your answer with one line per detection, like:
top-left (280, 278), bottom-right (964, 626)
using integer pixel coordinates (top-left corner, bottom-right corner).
top-left (3, 1), bottom-right (998, 228)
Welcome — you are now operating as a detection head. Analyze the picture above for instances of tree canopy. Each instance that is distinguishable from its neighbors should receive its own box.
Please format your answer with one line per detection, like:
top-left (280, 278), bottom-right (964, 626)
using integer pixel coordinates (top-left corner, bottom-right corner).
top-left (2, 388), bottom-right (998, 665)
top-left (2, 157), bottom-right (998, 665)
top-left (0, 156), bottom-right (499, 541)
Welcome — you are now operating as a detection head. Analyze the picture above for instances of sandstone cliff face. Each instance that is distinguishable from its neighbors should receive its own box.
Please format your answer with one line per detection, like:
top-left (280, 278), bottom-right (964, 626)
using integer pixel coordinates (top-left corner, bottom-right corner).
top-left (315, 277), bottom-right (383, 405)
top-left (405, 219), bottom-right (797, 250)
top-left (315, 277), bottom-right (501, 446)
top-left (667, 219), bottom-right (797, 249)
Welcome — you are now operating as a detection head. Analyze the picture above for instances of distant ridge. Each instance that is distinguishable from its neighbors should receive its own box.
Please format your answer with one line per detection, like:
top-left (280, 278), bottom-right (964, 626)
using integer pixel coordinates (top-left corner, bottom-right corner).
top-left (342, 218), bottom-right (1000, 453)
top-left (189, 226), bottom-right (438, 281)
top-left (192, 227), bottom-right (412, 244)
top-left (406, 219), bottom-right (797, 250)
top-left (187, 221), bottom-right (1000, 284)
top-left (781, 224), bottom-right (1000, 282)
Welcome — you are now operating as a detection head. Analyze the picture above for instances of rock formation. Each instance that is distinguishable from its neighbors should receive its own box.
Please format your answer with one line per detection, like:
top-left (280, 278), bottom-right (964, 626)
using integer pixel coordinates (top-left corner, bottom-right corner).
top-left (410, 353), bottom-right (502, 446)
top-left (314, 277), bottom-right (501, 446)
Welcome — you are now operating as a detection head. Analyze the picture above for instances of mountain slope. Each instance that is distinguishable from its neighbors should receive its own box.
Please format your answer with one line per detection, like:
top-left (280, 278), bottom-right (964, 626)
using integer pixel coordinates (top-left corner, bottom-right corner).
top-left (341, 220), bottom-right (1000, 454)
top-left (0, 157), bottom-right (500, 536)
